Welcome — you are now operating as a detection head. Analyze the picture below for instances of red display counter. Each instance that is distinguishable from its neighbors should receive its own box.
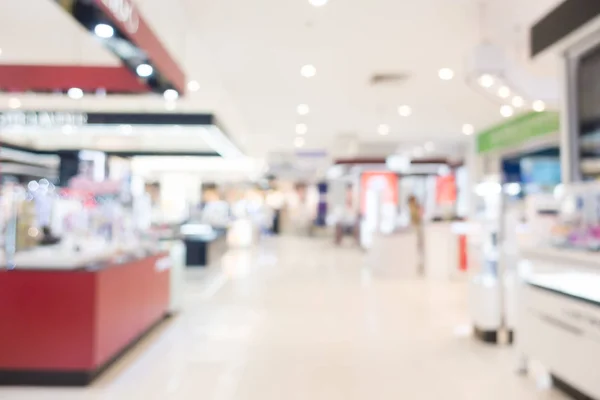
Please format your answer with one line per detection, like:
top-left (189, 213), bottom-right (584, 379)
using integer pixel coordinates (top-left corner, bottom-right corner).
top-left (0, 252), bottom-right (171, 386)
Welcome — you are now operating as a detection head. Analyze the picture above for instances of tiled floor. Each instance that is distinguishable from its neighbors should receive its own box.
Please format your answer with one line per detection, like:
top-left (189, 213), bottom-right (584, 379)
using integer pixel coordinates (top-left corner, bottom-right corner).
top-left (0, 237), bottom-right (566, 399)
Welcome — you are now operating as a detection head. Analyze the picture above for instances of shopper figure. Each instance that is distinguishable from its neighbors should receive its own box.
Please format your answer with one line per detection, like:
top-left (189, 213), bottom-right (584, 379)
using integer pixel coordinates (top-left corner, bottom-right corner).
top-left (408, 195), bottom-right (424, 274)
top-left (334, 185), bottom-right (360, 246)
top-left (39, 226), bottom-right (61, 246)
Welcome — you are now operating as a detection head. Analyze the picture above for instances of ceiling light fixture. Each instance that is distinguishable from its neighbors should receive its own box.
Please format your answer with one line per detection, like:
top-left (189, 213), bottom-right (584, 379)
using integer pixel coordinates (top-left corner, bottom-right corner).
top-left (136, 64), bottom-right (153, 78)
top-left (94, 23), bottom-right (115, 39)
top-left (62, 125), bottom-right (74, 135)
top-left (68, 88), bottom-right (84, 100)
top-left (309, 0), bottom-right (328, 7)
top-left (297, 104), bottom-right (310, 115)
top-left (462, 124), bottom-right (474, 135)
top-left (498, 86), bottom-right (511, 98)
top-left (438, 68), bottom-right (454, 81)
top-left (8, 98), bottom-right (21, 110)
top-left (478, 74), bottom-right (495, 88)
top-left (187, 80), bottom-right (200, 92)
top-left (164, 89), bottom-right (179, 101)
top-left (398, 105), bottom-right (412, 117)
top-left (296, 123), bottom-right (308, 135)
top-left (533, 100), bottom-right (546, 112)
top-left (294, 136), bottom-right (306, 148)
top-left (300, 64), bottom-right (317, 78)
top-left (500, 105), bottom-right (514, 118)
top-left (512, 96), bottom-right (524, 108)
top-left (378, 124), bottom-right (390, 136)
top-left (0, 48), bottom-right (3, 56)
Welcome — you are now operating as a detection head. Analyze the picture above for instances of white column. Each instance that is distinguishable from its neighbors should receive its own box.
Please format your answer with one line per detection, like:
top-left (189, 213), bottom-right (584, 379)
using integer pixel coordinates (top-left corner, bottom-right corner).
top-left (559, 54), bottom-right (580, 183)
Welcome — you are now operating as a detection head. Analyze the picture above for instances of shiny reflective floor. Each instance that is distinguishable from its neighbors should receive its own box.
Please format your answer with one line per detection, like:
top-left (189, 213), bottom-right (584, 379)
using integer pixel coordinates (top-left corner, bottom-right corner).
top-left (1, 237), bottom-right (566, 399)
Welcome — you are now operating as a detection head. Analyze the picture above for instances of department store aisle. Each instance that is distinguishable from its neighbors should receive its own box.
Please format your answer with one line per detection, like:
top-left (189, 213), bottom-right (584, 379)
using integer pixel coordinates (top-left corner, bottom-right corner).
top-left (0, 238), bottom-right (565, 400)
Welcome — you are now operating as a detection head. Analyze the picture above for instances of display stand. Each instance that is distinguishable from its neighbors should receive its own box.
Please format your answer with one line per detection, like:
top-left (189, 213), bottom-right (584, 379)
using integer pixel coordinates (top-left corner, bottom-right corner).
top-left (423, 222), bottom-right (468, 280)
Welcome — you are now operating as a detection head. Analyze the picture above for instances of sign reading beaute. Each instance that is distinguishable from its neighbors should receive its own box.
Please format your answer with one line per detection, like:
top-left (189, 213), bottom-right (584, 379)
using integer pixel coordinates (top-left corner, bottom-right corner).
top-left (100, 0), bottom-right (140, 34)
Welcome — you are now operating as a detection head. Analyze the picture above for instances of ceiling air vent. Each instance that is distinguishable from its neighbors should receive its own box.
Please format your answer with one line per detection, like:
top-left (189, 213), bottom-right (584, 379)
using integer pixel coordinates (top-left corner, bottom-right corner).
top-left (370, 72), bottom-right (410, 86)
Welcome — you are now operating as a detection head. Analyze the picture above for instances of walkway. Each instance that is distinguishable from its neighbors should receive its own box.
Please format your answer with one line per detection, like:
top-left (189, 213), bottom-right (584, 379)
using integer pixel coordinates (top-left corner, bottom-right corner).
top-left (0, 237), bottom-right (566, 399)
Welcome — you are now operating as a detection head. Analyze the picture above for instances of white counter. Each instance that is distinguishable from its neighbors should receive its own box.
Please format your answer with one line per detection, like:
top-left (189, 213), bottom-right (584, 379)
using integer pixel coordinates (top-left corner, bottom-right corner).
top-left (517, 251), bottom-right (600, 399)
top-left (1, 238), bottom-right (145, 270)
top-left (423, 222), bottom-right (467, 280)
top-left (520, 246), bottom-right (600, 271)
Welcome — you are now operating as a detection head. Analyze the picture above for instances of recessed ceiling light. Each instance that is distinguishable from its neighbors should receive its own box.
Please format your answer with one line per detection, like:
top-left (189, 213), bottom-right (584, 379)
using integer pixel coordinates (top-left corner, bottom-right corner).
top-left (532, 100), bottom-right (546, 112)
top-left (296, 123), bottom-right (308, 135)
top-left (68, 88), bottom-right (84, 100)
top-left (500, 105), bottom-right (514, 118)
top-left (94, 23), bottom-right (114, 39)
top-left (462, 124), bottom-right (474, 135)
top-left (187, 80), bottom-right (200, 92)
top-left (512, 96), bottom-right (524, 108)
top-left (136, 64), bottom-right (153, 78)
top-left (498, 86), bottom-right (511, 98)
top-left (438, 68), bottom-right (454, 80)
top-left (297, 104), bottom-right (310, 115)
top-left (478, 74), bottom-right (495, 88)
top-left (378, 124), bottom-right (390, 135)
top-left (294, 136), bottom-right (306, 148)
top-left (424, 141), bottom-right (435, 152)
top-left (8, 98), bottom-right (21, 109)
top-left (398, 105), bottom-right (412, 117)
top-left (0, 48), bottom-right (3, 56)
top-left (301, 64), bottom-right (316, 78)
top-left (164, 89), bottom-right (179, 101)
top-left (120, 124), bottom-right (133, 135)
top-left (165, 102), bottom-right (177, 111)
top-left (309, 0), bottom-right (328, 7)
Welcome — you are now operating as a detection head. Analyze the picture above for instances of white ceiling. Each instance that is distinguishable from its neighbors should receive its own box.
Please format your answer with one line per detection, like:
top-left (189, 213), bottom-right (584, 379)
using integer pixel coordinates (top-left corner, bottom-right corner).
top-left (0, 0), bottom-right (564, 158)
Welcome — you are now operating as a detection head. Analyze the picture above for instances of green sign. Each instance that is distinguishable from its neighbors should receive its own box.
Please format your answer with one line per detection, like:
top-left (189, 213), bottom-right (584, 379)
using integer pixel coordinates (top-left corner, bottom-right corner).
top-left (476, 111), bottom-right (560, 153)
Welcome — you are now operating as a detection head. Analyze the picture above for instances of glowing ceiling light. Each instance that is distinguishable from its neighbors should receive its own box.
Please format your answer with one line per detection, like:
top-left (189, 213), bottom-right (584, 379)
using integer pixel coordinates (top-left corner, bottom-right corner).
top-left (533, 100), bottom-right (546, 112)
top-left (62, 125), bottom-right (74, 135)
top-left (378, 124), bottom-right (390, 135)
top-left (94, 24), bottom-right (114, 39)
top-left (187, 80), bottom-right (200, 92)
top-left (296, 123), bottom-right (308, 135)
top-left (398, 105), bottom-right (412, 117)
top-left (294, 136), bottom-right (306, 148)
top-left (8, 98), bottom-right (21, 109)
top-left (438, 68), bottom-right (454, 81)
top-left (478, 74), bottom-right (495, 88)
top-left (309, 0), bottom-right (328, 6)
top-left (300, 64), bottom-right (316, 78)
top-left (68, 88), bottom-right (84, 99)
top-left (164, 89), bottom-right (179, 101)
top-left (462, 123), bottom-right (474, 135)
top-left (500, 105), bottom-right (514, 118)
top-left (297, 104), bottom-right (310, 115)
top-left (498, 86), bottom-right (511, 98)
top-left (136, 64), bottom-right (153, 77)
top-left (512, 96), bottom-right (524, 108)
